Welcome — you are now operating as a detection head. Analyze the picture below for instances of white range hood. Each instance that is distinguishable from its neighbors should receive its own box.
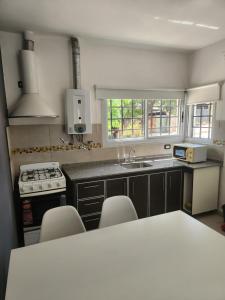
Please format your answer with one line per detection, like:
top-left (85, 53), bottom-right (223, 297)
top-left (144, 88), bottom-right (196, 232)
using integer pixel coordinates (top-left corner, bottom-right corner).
top-left (11, 93), bottom-right (58, 118)
top-left (10, 32), bottom-right (58, 118)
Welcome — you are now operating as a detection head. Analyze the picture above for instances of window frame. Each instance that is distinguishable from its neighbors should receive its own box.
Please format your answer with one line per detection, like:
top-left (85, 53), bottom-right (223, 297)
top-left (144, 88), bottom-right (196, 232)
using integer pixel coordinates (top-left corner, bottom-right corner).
top-left (107, 99), bottom-right (145, 141)
top-left (185, 102), bottom-right (215, 144)
top-left (146, 99), bottom-right (182, 138)
top-left (102, 98), bottom-right (184, 148)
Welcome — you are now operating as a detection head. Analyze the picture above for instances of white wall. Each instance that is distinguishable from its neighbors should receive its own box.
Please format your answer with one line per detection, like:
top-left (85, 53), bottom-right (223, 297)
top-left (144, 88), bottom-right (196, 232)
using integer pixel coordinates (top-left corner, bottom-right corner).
top-left (81, 39), bottom-right (189, 123)
top-left (189, 39), bottom-right (225, 87)
top-left (0, 32), bottom-right (72, 125)
top-left (189, 39), bottom-right (225, 208)
top-left (0, 31), bottom-right (189, 125)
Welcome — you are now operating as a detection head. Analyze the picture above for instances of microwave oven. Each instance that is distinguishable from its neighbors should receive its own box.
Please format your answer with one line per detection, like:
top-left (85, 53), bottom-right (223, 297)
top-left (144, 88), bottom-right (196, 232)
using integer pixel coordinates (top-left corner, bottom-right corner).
top-left (173, 143), bottom-right (207, 163)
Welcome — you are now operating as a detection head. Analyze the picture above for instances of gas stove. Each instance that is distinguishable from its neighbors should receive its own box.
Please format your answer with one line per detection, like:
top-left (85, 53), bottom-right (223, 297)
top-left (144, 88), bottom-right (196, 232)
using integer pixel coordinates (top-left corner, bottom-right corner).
top-left (19, 162), bottom-right (66, 197)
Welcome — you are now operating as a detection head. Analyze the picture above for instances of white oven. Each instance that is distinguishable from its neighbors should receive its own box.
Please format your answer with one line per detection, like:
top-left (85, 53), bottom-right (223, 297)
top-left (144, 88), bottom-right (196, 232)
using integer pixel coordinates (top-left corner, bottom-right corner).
top-left (18, 162), bottom-right (67, 245)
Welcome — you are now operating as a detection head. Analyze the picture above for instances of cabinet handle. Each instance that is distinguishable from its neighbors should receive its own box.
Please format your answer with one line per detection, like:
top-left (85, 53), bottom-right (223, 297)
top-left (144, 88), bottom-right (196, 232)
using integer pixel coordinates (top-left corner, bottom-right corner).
top-left (83, 185), bottom-right (100, 189)
top-left (85, 218), bottom-right (99, 223)
top-left (84, 202), bottom-right (100, 206)
top-left (163, 176), bottom-right (165, 192)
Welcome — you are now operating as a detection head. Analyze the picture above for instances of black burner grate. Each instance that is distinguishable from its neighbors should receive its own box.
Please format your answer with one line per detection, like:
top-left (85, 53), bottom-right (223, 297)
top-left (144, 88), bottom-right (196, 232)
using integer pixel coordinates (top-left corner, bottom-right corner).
top-left (21, 168), bottom-right (62, 182)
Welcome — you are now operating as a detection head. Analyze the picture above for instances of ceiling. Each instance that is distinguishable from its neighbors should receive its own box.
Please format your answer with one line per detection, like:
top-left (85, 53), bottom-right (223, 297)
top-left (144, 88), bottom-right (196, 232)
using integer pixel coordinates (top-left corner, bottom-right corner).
top-left (0, 0), bottom-right (225, 51)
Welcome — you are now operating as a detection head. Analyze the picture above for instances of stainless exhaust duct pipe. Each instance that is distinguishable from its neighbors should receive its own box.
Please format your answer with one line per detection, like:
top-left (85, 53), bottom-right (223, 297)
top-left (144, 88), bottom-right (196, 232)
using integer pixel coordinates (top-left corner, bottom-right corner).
top-left (71, 37), bottom-right (81, 90)
top-left (23, 31), bottom-right (34, 51)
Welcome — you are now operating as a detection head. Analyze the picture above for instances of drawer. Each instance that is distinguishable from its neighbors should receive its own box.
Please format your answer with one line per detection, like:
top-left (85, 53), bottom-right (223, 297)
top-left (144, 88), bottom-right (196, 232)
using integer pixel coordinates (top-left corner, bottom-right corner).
top-left (82, 214), bottom-right (101, 231)
top-left (78, 197), bottom-right (104, 216)
top-left (77, 181), bottom-right (104, 199)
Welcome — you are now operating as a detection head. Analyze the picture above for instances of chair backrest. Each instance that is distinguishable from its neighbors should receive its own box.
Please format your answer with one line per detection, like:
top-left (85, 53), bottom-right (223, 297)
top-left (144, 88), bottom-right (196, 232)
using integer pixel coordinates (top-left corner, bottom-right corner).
top-left (40, 205), bottom-right (86, 242)
top-left (99, 195), bottom-right (138, 228)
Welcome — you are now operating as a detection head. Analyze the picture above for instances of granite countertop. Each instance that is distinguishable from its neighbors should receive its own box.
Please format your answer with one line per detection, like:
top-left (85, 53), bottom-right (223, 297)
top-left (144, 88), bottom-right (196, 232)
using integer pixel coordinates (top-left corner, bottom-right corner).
top-left (62, 156), bottom-right (222, 181)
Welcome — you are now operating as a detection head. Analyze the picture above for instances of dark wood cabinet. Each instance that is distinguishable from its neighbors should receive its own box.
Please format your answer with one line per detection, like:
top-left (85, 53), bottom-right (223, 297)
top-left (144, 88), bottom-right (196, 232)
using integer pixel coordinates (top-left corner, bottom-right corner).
top-left (129, 175), bottom-right (148, 218)
top-left (82, 214), bottom-right (101, 230)
top-left (77, 197), bottom-right (104, 216)
top-left (70, 167), bottom-right (183, 231)
top-left (77, 180), bottom-right (104, 199)
top-left (106, 178), bottom-right (127, 198)
top-left (149, 173), bottom-right (165, 216)
top-left (166, 170), bottom-right (182, 212)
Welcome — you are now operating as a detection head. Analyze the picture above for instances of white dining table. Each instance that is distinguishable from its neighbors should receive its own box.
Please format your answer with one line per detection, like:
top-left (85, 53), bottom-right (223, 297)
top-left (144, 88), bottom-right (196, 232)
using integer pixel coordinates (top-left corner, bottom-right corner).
top-left (5, 211), bottom-right (225, 300)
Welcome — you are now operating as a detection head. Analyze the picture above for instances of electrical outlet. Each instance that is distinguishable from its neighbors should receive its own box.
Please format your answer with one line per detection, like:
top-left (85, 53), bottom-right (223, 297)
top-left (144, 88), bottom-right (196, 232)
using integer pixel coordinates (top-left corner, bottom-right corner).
top-left (164, 144), bottom-right (171, 150)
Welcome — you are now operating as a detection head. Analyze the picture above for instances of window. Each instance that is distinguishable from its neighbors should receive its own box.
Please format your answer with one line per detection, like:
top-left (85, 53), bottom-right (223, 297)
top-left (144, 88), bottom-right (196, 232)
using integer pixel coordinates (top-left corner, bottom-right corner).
top-left (106, 98), bottom-right (183, 143)
top-left (189, 103), bottom-right (213, 140)
top-left (107, 99), bottom-right (145, 140)
top-left (147, 100), bottom-right (181, 137)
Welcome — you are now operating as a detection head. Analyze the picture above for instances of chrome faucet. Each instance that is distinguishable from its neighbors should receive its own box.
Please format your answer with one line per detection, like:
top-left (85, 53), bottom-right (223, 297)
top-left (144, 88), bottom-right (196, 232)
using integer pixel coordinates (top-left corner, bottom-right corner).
top-left (128, 147), bottom-right (136, 162)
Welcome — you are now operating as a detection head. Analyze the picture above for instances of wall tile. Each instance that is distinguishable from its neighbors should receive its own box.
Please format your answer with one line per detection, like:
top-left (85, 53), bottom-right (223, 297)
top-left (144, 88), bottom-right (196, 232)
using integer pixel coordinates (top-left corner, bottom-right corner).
top-left (49, 124), bottom-right (70, 145)
top-left (84, 124), bottom-right (102, 144)
top-left (12, 152), bottom-right (52, 174)
top-left (10, 124), bottom-right (173, 175)
top-left (49, 124), bottom-right (102, 146)
top-left (9, 125), bottom-right (50, 148)
top-left (207, 145), bottom-right (225, 161)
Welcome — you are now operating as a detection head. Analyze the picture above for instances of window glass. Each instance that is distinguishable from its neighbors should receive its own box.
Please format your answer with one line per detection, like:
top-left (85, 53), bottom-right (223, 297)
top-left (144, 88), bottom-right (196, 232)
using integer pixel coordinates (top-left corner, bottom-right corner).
top-left (190, 103), bottom-right (213, 139)
top-left (107, 99), bottom-right (144, 140)
top-left (106, 98), bottom-right (182, 141)
top-left (148, 99), bottom-right (180, 137)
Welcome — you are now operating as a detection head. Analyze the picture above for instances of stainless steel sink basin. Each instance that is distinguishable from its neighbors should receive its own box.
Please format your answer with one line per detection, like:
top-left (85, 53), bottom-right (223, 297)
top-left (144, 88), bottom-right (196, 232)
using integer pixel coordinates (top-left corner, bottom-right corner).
top-left (121, 161), bottom-right (152, 169)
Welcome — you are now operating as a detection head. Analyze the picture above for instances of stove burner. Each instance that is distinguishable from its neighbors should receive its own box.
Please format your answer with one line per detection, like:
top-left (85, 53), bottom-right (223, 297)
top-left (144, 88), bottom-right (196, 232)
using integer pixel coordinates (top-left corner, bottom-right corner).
top-left (21, 168), bottom-right (62, 182)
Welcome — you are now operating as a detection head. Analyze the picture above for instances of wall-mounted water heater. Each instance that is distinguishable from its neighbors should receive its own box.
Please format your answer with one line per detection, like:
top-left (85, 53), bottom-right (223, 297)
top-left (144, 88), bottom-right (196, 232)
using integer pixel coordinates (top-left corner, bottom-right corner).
top-left (65, 89), bottom-right (92, 134)
top-left (65, 37), bottom-right (92, 135)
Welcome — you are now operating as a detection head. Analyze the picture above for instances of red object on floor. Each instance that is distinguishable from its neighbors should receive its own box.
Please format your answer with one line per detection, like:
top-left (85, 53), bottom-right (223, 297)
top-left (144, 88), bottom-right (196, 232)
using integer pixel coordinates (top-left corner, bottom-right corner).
top-left (221, 223), bottom-right (225, 232)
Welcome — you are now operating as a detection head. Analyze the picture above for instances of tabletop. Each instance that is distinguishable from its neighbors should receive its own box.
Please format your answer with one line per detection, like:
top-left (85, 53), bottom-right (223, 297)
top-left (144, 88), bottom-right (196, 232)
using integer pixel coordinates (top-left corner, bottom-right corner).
top-left (5, 211), bottom-right (225, 300)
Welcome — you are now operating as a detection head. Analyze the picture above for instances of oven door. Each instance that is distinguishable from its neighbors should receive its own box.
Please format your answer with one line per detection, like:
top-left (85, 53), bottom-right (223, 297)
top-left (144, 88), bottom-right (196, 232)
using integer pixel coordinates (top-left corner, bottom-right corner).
top-left (173, 146), bottom-right (187, 161)
top-left (22, 193), bottom-right (66, 228)
top-left (22, 192), bottom-right (66, 246)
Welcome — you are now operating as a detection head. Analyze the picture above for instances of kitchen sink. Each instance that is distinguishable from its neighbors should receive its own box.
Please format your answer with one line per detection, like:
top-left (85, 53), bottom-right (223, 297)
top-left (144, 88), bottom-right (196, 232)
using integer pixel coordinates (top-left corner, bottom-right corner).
top-left (121, 161), bottom-right (153, 169)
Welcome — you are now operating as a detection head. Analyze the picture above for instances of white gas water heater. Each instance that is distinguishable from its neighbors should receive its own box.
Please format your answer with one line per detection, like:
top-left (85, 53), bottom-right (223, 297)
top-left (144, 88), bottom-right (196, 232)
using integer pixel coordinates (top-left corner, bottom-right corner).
top-left (65, 37), bottom-right (92, 134)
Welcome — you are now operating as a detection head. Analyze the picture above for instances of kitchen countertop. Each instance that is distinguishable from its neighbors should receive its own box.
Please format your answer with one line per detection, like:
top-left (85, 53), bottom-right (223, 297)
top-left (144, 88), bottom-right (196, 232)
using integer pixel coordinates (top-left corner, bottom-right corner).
top-left (62, 156), bottom-right (222, 181)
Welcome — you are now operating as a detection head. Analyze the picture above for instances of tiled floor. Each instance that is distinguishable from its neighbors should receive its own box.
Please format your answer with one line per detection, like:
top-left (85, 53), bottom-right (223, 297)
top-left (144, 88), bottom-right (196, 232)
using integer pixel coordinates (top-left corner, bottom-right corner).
top-left (196, 212), bottom-right (225, 236)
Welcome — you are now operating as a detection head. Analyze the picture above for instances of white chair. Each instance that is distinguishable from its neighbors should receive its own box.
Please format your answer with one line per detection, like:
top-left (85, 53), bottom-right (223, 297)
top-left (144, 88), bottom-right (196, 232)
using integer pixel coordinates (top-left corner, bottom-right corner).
top-left (39, 205), bottom-right (86, 242)
top-left (99, 195), bottom-right (138, 228)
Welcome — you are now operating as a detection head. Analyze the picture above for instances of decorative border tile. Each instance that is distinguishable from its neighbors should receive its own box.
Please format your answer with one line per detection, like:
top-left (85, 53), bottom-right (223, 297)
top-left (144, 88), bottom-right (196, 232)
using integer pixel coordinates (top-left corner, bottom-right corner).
top-left (213, 139), bottom-right (225, 146)
top-left (12, 143), bottom-right (102, 155)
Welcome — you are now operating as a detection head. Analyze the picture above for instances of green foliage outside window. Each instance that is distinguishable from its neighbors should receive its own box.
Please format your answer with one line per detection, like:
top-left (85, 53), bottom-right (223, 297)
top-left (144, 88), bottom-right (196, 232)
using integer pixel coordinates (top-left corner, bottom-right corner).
top-left (107, 98), bottom-right (181, 140)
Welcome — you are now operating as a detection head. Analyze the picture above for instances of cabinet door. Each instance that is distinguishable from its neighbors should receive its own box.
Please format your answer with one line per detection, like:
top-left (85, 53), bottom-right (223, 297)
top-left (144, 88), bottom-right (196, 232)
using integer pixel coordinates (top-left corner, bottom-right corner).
top-left (150, 173), bottom-right (165, 216)
top-left (192, 167), bottom-right (219, 215)
top-left (106, 178), bottom-right (127, 198)
top-left (82, 214), bottom-right (101, 230)
top-left (166, 170), bottom-right (182, 212)
top-left (129, 175), bottom-right (148, 218)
